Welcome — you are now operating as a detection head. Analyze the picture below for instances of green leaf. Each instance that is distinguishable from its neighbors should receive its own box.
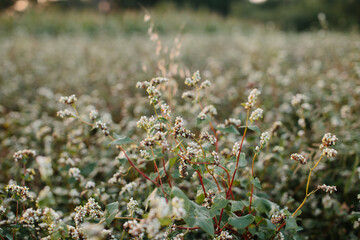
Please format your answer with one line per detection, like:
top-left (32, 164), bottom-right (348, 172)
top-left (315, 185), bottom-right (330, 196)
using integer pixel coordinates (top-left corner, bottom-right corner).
top-left (285, 216), bottom-right (298, 231)
top-left (211, 197), bottom-right (228, 211)
top-left (230, 200), bottom-right (245, 212)
top-left (228, 214), bottom-right (255, 230)
top-left (239, 153), bottom-right (247, 168)
top-left (217, 125), bottom-right (240, 134)
top-left (252, 198), bottom-right (272, 214)
top-left (196, 216), bottom-right (214, 237)
top-left (172, 187), bottom-right (192, 211)
top-left (105, 202), bottom-right (119, 226)
top-left (108, 135), bottom-right (133, 147)
top-left (196, 115), bottom-right (210, 126)
top-left (248, 125), bottom-right (260, 134)
top-left (250, 176), bottom-right (261, 190)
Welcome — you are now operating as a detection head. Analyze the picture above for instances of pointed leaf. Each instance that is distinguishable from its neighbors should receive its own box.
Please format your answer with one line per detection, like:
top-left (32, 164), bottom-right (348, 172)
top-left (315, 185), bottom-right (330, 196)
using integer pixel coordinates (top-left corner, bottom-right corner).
top-left (217, 125), bottom-right (240, 134)
top-left (105, 202), bottom-right (119, 226)
top-left (228, 214), bottom-right (255, 230)
top-left (109, 135), bottom-right (133, 147)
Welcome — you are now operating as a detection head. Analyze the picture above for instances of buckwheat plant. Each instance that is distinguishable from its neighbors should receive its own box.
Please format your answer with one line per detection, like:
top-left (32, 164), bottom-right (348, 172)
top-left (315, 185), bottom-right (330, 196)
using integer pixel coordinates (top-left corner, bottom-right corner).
top-left (50, 65), bottom-right (341, 240)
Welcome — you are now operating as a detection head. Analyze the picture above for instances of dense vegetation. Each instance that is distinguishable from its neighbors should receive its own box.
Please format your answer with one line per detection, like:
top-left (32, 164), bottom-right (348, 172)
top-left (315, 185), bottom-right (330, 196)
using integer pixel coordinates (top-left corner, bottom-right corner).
top-left (0, 9), bottom-right (359, 240)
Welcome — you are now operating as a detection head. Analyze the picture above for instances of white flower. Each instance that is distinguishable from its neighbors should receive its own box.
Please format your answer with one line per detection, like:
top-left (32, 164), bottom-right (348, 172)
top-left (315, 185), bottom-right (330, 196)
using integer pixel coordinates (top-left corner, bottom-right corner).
top-left (244, 88), bottom-right (261, 109)
top-left (57, 109), bottom-right (74, 119)
top-left (85, 181), bottom-right (95, 189)
top-left (127, 198), bottom-right (138, 216)
top-left (172, 197), bottom-right (186, 219)
top-left (290, 153), bottom-right (307, 165)
top-left (249, 108), bottom-right (263, 121)
top-left (69, 167), bottom-right (81, 180)
top-left (260, 132), bottom-right (270, 146)
top-left (59, 94), bottom-right (77, 105)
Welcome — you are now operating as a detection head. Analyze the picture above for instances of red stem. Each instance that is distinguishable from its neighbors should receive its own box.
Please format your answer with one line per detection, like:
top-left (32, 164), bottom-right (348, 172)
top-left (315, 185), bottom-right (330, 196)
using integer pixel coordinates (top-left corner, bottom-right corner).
top-left (161, 156), bottom-right (172, 187)
top-left (118, 146), bottom-right (158, 186)
top-left (153, 159), bottom-right (168, 203)
top-left (218, 117), bottom-right (249, 228)
top-left (196, 170), bottom-right (207, 197)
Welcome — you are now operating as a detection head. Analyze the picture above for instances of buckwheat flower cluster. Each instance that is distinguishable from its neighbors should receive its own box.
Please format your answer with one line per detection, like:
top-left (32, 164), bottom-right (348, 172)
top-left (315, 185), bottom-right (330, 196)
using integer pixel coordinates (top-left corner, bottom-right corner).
top-left (59, 94), bottom-right (77, 105)
top-left (201, 105), bottom-right (218, 116)
top-left (244, 88), bottom-right (261, 109)
top-left (198, 112), bottom-right (206, 120)
top-left (0, 206), bottom-right (6, 215)
top-left (271, 213), bottom-right (285, 224)
top-left (140, 150), bottom-right (151, 159)
top-left (232, 142), bottom-right (241, 157)
top-left (185, 70), bottom-right (201, 86)
top-left (74, 198), bottom-right (103, 227)
top-left (173, 233), bottom-right (185, 240)
top-left (21, 207), bottom-right (60, 229)
top-left (174, 117), bottom-right (194, 139)
top-left (123, 220), bottom-right (144, 237)
top-left (214, 230), bottom-right (233, 240)
top-left (184, 142), bottom-right (202, 161)
top-left (136, 77), bottom-right (168, 104)
top-left (291, 153), bottom-right (307, 165)
top-left (260, 131), bottom-right (270, 146)
top-left (179, 160), bottom-right (188, 178)
top-left (320, 133), bottom-right (338, 150)
top-left (249, 108), bottom-right (263, 122)
top-left (323, 148), bottom-right (337, 158)
top-left (171, 197), bottom-right (186, 219)
top-left (57, 109), bottom-right (74, 119)
top-left (319, 133), bottom-right (338, 158)
top-left (182, 91), bottom-right (195, 99)
top-left (69, 167), bottom-right (82, 180)
top-left (68, 225), bottom-right (84, 239)
top-left (85, 181), bottom-right (95, 189)
top-left (89, 110), bottom-right (98, 120)
top-left (291, 94), bottom-right (306, 106)
top-left (150, 77), bottom-right (169, 85)
top-left (204, 190), bottom-right (216, 209)
top-left (140, 138), bottom-right (156, 147)
top-left (225, 118), bottom-right (241, 127)
top-left (161, 104), bottom-right (171, 118)
top-left (317, 184), bottom-right (337, 194)
top-left (13, 149), bottom-right (36, 162)
top-left (5, 184), bottom-right (31, 200)
top-left (200, 132), bottom-right (216, 145)
top-left (200, 80), bottom-right (212, 89)
top-left (120, 181), bottom-right (138, 195)
top-left (95, 120), bottom-right (109, 136)
top-left (274, 232), bottom-right (285, 240)
top-left (212, 151), bottom-right (220, 166)
top-left (127, 198), bottom-right (138, 216)
top-left (137, 116), bottom-right (156, 130)
top-left (136, 81), bottom-right (150, 89)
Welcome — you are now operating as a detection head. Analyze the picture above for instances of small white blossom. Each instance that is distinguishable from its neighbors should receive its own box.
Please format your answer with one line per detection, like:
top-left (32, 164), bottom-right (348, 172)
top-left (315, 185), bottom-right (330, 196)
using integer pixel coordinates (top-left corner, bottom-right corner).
top-left (249, 108), bottom-right (263, 122)
top-left (59, 94), bottom-right (77, 105)
top-left (244, 88), bottom-right (261, 109)
top-left (317, 184), bottom-right (337, 194)
top-left (13, 149), bottom-right (36, 162)
top-left (200, 80), bottom-right (212, 89)
top-left (260, 131), bottom-right (270, 146)
top-left (291, 153), bottom-right (307, 165)
top-left (127, 198), bottom-right (138, 216)
top-left (69, 167), bottom-right (81, 180)
top-left (57, 109), bottom-right (74, 119)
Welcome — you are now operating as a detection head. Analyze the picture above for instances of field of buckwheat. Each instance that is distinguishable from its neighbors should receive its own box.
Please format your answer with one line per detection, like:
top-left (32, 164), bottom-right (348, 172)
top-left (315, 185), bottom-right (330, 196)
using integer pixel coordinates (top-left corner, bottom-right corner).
top-left (0, 9), bottom-right (360, 240)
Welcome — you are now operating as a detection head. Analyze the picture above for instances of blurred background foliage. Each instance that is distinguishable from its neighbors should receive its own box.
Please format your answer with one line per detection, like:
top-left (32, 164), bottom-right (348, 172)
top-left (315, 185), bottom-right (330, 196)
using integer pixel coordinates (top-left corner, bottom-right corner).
top-left (0, 0), bottom-right (359, 32)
